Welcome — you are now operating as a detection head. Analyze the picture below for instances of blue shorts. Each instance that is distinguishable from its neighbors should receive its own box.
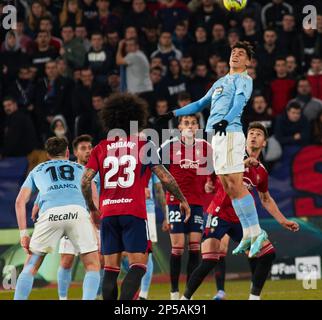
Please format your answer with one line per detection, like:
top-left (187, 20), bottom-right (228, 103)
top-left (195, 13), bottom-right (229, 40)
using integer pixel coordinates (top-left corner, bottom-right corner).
top-left (202, 214), bottom-right (242, 243)
top-left (100, 215), bottom-right (150, 255)
top-left (168, 204), bottom-right (204, 234)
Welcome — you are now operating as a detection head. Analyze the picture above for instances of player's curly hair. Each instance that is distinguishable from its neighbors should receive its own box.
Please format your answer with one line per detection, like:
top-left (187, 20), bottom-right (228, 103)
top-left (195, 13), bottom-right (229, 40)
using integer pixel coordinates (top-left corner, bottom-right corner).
top-left (231, 41), bottom-right (254, 60)
top-left (99, 93), bottom-right (148, 135)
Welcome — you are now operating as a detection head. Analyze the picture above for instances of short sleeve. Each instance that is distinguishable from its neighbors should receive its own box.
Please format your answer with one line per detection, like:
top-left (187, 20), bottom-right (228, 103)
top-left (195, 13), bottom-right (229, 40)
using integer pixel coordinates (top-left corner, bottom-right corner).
top-left (235, 76), bottom-right (253, 100)
top-left (124, 52), bottom-right (137, 65)
top-left (21, 170), bottom-right (37, 193)
top-left (86, 145), bottom-right (99, 173)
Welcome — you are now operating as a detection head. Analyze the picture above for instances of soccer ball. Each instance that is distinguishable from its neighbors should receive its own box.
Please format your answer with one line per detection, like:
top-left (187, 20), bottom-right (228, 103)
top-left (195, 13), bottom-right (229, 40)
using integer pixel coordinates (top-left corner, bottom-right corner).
top-left (223, 0), bottom-right (247, 12)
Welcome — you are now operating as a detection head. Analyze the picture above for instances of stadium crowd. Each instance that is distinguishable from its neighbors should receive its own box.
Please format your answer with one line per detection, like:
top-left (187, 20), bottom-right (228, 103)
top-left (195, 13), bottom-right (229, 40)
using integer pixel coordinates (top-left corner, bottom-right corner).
top-left (1, 0), bottom-right (322, 165)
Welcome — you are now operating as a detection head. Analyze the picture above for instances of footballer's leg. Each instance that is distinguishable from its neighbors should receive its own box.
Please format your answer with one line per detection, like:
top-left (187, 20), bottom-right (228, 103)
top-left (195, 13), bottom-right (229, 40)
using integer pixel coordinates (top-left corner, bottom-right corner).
top-left (169, 233), bottom-right (185, 299)
top-left (247, 240), bottom-right (276, 300)
top-left (187, 232), bottom-right (202, 285)
top-left (213, 234), bottom-right (229, 300)
top-left (103, 253), bottom-right (122, 300)
top-left (14, 254), bottom-right (45, 300)
top-left (139, 253), bottom-right (154, 300)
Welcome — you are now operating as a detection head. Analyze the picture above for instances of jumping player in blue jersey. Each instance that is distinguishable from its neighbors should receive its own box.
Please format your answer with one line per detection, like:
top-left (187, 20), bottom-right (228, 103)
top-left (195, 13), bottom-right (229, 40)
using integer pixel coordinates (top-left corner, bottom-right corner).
top-left (14, 137), bottom-right (100, 300)
top-left (159, 41), bottom-right (266, 257)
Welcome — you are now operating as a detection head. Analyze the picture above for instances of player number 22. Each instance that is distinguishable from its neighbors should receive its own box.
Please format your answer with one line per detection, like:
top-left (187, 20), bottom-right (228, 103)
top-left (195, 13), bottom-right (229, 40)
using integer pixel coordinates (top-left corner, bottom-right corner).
top-left (103, 155), bottom-right (136, 189)
top-left (169, 210), bottom-right (182, 223)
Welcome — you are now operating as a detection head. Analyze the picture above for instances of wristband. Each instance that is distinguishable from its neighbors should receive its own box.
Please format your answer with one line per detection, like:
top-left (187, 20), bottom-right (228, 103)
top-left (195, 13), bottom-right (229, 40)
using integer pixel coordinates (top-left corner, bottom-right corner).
top-left (20, 229), bottom-right (29, 238)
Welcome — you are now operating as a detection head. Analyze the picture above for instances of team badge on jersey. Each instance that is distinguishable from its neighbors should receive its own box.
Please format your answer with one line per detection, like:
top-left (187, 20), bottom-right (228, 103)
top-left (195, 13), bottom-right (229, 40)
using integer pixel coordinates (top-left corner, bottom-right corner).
top-left (213, 86), bottom-right (223, 96)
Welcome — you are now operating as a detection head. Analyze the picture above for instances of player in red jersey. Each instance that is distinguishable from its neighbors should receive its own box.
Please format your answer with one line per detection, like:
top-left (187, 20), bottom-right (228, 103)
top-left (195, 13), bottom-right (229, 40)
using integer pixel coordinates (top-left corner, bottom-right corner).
top-left (181, 122), bottom-right (300, 300)
top-left (81, 93), bottom-right (190, 300)
top-left (158, 114), bottom-right (213, 299)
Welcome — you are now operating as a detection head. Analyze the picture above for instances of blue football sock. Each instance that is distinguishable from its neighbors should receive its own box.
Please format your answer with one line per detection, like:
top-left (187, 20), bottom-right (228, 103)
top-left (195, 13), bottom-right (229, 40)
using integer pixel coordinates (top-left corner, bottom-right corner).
top-left (97, 269), bottom-right (104, 296)
top-left (82, 271), bottom-right (100, 300)
top-left (232, 194), bottom-right (261, 238)
top-left (140, 254), bottom-right (153, 299)
top-left (121, 256), bottom-right (130, 272)
top-left (14, 254), bottom-right (40, 300)
top-left (57, 266), bottom-right (72, 299)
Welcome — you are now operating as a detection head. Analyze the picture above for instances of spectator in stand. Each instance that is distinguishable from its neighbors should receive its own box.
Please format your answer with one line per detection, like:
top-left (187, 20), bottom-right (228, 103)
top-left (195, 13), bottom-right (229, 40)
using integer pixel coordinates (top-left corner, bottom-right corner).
top-left (247, 66), bottom-right (265, 96)
top-left (0, 96), bottom-right (38, 157)
top-left (307, 56), bottom-right (322, 101)
top-left (188, 61), bottom-right (211, 101)
top-left (243, 95), bottom-right (274, 136)
top-left (75, 24), bottom-right (91, 52)
top-left (173, 21), bottom-right (192, 55)
top-left (26, 0), bottom-right (49, 38)
top-left (215, 60), bottom-right (228, 80)
top-left (35, 60), bottom-right (73, 137)
top-left (141, 22), bottom-right (159, 58)
top-left (189, 0), bottom-right (228, 35)
top-left (159, 58), bottom-right (187, 106)
top-left (157, 0), bottom-right (189, 32)
top-left (311, 111), bottom-right (322, 145)
top-left (105, 30), bottom-right (120, 65)
top-left (227, 28), bottom-right (240, 48)
top-left (82, 0), bottom-right (99, 35)
top-left (30, 30), bottom-right (59, 78)
top-left (270, 57), bottom-right (296, 116)
top-left (261, 0), bottom-right (293, 30)
top-left (298, 27), bottom-right (317, 71)
top-left (0, 31), bottom-right (30, 85)
top-left (287, 78), bottom-right (322, 122)
top-left (180, 54), bottom-right (194, 79)
top-left (59, 0), bottom-right (83, 28)
top-left (116, 38), bottom-right (153, 95)
top-left (124, 0), bottom-right (154, 32)
top-left (210, 23), bottom-right (230, 62)
top-left (256, 28), bottom-right (283, 83)
top-left (241, 15), bottom-right (261, 47)
top-left (151, 31), bottom-right (182, 68)
top-left (13, 19), bottom-right (33, 55)
top-left (275, 102), bottom-right (310, 146)
top-left (92, 0), bottom-right (122, 35)
top-left (189, 25), bottom-right (210, 64)
top-left (56, 56), bottom-right (72, 79)
top-left (277, 14), bottom-right (298, 58)
top-left (107, 69), bottom-right (121, 94)
top-left (286, 54), bottom-right (300, 79)
top-left (150, 66), bottom-right (163, 98)
top-left (38, 17), bottom-right (62, 52)
top-left (49, 114), bottom-right (72, 143)
top-left (315, 15), bottom-right (322, 57)
top-left (150, 56), bottom-right (166, 76)
top-left (76, 92), bottom-right (105, 144)
top-left (85, 32), bottom-right (113, 84)
top-left (208, 52), bottom-right (221, 78)
top-left (72, 67), bottom-right (106, 117)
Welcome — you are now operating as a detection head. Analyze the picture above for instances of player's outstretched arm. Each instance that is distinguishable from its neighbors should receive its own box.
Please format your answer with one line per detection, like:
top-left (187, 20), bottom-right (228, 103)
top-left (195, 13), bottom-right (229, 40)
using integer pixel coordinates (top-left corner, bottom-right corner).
top-left (15, 187), bottom-right (32, 254)
top-left (155, 182), bottom-right (169, 231)
top-left (258, 191), bottom-right (299, 232)
top-left (152, 164), bottom-right (191, 223)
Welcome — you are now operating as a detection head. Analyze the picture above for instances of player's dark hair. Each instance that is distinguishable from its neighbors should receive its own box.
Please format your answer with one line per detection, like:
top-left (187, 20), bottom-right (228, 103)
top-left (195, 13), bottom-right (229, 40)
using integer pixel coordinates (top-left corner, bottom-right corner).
top-left (100, 93), bottom-right (148, 135)
top-left (247, 122), bottom-right (268, 140)
top-left (45, 137), bottom-right (68, 157)
top-left (178, 114), bottom-right (200, 125)
top-left (72, 134), bottom-right (93, 151)
top-left (231, 41), bottom-right (254, 60)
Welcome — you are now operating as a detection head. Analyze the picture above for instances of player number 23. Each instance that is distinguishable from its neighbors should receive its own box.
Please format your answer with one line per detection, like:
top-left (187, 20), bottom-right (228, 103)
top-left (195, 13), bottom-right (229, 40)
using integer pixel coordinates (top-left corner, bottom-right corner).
top-left (103, 155), bottom-right (136, 189)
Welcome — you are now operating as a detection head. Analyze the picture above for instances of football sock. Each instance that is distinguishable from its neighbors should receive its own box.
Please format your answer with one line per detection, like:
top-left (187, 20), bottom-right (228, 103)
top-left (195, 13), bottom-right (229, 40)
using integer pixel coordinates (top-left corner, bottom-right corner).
top-left (187, 242), bottom-right (200, 284)
top-left (14, 254), bottom-right (39, 300)
top-left (139, 254), bottom-right (153, 299)
top-left (96, 268), bottom-right (104, 297)
top-left (120, 263), bottom-right (146, 300)
top-left (183, 258), bottom-right (217, 299)
top-left (232, 194), bottom-right (261, 238)
top-left (170, 247), bottom-right (184, 292)
top-left (248, 252), bottom-right (276, 297)
top-left (57, 266), bottom-right (72, 299)
top-left (102, 267), bottom-right (120, 300)
top-left (82, 271), bottom-right (100, 300)
top-left (214, 256), bottom-right (226, 292)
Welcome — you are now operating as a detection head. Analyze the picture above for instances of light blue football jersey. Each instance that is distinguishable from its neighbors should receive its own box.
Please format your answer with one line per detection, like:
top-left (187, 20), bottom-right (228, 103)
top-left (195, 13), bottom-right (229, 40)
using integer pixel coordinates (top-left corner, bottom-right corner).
top-left (22, 159), bottom-right (87, 214)
top-left (146, 173), bottom-right (160, 213)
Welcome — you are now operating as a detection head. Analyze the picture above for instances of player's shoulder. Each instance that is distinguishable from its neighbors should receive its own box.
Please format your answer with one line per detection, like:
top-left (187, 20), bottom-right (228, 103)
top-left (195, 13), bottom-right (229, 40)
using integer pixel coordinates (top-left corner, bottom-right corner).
top-left (234, 72), bottom-right (252, 83)
top-left (257, 162), bottom-right (268, 176)
top-left (159, 136), bottom-right (180, 149)
top-left (195, 138), bottom-right (212, 148)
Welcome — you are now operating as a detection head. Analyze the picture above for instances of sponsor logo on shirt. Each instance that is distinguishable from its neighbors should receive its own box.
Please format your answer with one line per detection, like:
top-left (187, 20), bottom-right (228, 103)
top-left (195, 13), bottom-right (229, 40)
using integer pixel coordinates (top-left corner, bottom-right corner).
top-left (47, 184), bottom-right (78, 192)
top-left (102, 198), bottom-right (133, 206)
top-left (179, 159), bottom-right (200, 169)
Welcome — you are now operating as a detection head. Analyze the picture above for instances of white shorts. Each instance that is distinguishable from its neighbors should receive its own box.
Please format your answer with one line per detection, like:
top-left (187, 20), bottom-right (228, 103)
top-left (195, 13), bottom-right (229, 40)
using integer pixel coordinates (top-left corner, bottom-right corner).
top-left (58, 229), bottom-right (100, 255)
top-left (30, 205), bottom-right (98, 255)
top-left (212, 131), bottom-right (245, 175)
top-left (147, 212), bottom-right (157, 243)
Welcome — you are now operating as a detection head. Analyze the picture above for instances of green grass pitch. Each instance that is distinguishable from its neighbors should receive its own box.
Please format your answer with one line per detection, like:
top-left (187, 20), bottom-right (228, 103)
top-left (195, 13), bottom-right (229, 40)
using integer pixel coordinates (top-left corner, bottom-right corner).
top-left (1, 279), bottom-right (322, 300)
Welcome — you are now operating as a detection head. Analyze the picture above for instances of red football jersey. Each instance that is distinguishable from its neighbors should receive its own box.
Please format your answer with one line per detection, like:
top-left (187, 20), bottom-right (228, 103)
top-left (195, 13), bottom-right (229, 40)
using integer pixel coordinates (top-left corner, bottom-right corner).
top-left (159, 137), bottom-right (213, 206)
top-left (207, 162), bottom-right (269, 223)
top-left (86, 136), bottom-right (159, 219)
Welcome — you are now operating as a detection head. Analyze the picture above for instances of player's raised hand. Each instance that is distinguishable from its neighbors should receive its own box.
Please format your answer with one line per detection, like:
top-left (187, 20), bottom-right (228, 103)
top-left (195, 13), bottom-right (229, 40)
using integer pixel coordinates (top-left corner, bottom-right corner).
top-left (180, 201), bottom-right (191, 223)
top-left (281, 219), bottom-right (299, 232)
top-left (21, 236), bottom-right (31, 254)
top-left (244, 157), bottom-right (259, 168)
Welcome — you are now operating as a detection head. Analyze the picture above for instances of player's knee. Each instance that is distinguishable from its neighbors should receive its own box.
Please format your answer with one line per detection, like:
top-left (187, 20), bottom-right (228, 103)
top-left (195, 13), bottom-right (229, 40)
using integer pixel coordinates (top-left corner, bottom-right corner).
top-left (60, 255), bottom-right (74, 269)
top-left (201, 252), bottom-right (220, 261)
top-left (171, 246), bottom-right (184, 256)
